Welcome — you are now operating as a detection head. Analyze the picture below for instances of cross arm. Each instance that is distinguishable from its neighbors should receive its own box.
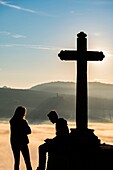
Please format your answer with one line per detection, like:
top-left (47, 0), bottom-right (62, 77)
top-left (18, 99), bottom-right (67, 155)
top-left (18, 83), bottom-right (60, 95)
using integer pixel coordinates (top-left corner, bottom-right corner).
top-left (58, 50), bottom-right (78, 60)
top-left (58, 50), bottom-right (105, 61)
top-left (86, 51), bottom-right (105, 61)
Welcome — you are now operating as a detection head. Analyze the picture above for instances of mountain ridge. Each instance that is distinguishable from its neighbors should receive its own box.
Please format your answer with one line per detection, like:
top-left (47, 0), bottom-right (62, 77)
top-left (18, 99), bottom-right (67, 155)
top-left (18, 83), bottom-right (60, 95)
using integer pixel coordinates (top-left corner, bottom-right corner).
top-left (2, 81), bottom-right (113, 90)
top-left (0, 81), bottom-right (113, 123)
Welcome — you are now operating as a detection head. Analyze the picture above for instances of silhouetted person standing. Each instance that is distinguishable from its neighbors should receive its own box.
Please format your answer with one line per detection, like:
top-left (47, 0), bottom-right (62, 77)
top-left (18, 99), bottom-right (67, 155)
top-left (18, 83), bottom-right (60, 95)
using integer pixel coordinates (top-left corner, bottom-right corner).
top-left (36, 110), bottom-right (69, 170)
top-left (9, 106), bottom-right (32, 170)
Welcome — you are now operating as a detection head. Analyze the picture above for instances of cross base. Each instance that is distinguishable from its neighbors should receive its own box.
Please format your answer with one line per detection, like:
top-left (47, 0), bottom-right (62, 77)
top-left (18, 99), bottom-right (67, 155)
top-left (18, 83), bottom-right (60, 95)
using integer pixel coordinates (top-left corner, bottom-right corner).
top-left (70, 128), bottom-right (100, 148)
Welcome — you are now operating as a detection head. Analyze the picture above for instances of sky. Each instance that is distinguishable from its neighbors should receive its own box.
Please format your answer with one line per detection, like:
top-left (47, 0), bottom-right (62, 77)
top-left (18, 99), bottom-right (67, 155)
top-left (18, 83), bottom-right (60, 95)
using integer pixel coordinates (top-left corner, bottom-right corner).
top-left (0, 0), bottom-right (113, 89)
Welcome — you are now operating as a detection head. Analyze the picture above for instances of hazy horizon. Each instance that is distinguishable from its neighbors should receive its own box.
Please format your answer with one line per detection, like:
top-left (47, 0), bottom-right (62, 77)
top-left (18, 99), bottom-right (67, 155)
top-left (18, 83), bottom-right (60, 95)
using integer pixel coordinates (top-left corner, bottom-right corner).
top-left (1, 80), bottom-right (113, 90)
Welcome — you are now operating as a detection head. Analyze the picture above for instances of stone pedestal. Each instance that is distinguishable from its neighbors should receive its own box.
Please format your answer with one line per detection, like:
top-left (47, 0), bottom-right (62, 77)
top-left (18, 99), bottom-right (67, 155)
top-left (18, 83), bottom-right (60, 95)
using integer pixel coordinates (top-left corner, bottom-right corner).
top-left (47, 130), bottom-right (113, 170)
top-left (69, 128), bottom-right (100, 150)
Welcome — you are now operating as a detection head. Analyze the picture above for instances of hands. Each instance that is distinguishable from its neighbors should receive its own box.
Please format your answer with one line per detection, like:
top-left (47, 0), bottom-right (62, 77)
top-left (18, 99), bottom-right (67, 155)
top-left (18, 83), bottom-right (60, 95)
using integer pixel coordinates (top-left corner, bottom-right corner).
top-left (44, 138), bottom-right (52, 143)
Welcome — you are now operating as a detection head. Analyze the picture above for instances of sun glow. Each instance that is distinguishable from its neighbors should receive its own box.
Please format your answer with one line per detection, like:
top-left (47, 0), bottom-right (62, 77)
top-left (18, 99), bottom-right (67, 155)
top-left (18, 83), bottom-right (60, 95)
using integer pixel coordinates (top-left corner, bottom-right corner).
top-left (88, 47), bottom-right (113, 84)
top-left (90, 48), bottom-right (111, 66)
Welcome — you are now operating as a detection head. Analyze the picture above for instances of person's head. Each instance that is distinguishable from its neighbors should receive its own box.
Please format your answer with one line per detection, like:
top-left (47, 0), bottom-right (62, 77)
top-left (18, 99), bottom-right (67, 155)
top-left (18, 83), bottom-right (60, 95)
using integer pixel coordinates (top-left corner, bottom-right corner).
top-left (47, 110), bottom-right (58, 124)
top-left (13, 106), bottom-right (27, 120)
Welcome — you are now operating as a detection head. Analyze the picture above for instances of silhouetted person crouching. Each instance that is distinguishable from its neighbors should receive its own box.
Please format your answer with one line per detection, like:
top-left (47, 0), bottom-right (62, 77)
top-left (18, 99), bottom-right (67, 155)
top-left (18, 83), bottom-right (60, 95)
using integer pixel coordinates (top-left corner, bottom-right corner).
top-left (9, 106), bottom-right (32, 170)
top-left (36, 110), bottom-right (69, 170)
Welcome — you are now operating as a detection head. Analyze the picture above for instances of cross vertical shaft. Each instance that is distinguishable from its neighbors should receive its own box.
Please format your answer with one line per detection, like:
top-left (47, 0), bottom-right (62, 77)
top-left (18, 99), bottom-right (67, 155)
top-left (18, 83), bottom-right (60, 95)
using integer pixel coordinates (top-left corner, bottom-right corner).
top-left (76, 32), bottom-right (87, 129)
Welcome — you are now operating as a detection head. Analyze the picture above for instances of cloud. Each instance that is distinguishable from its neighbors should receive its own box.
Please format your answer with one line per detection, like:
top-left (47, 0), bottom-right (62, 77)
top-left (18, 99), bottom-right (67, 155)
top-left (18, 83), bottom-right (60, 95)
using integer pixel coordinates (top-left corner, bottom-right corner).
top-left (28, 44), bottom-right (61, 51)
top-left (12, 34), bottom-right (26, 38)
top-left (70, 10), bottom-right (75, 14)
top-left (0, 1), bottom-right (55, 17)
top-left (0, 31), bottom-right (26, 39)
top-left (0, 1), bottom-right (37, 13)
top-left (69, 10), bottom-right (83, 16)
top-left (93, 32), bottom-right (101, 37)
top-left (0, 31), bottom-right (11, 35)
top-left (0, 43), bottom-right (62, 51)
top-left (0, 43), bottom-right (76, 51)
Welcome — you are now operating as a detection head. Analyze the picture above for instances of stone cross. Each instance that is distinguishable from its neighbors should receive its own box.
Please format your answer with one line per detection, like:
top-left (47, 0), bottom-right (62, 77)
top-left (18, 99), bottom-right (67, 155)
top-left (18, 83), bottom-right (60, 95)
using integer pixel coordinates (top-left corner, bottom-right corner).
top-left (58, 32), bottom-right (105, 130)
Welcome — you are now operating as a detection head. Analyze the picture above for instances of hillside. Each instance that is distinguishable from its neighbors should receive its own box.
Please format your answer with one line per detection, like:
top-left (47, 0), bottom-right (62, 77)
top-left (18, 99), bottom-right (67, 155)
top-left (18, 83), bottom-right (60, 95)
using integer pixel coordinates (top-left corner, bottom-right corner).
top-left (0, 81), bottom-right (113, 123)
top-left (31, 81), bottom-right (113, 99)
top-left (30, 81), bottom-right (75, 95)
top-left (0, 88), bottom-right (55, 119)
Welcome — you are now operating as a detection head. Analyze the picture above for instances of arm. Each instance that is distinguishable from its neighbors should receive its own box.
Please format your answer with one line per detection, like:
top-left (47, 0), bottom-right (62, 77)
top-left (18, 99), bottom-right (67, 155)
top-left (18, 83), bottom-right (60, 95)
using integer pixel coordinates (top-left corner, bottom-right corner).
top-left (23, 120), bottom-right (31, 135)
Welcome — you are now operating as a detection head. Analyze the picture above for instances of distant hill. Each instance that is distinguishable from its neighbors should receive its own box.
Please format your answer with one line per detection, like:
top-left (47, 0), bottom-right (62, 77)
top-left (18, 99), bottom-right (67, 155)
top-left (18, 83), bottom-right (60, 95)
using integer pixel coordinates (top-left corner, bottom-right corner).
top-left (0, 88), bottom-right (55, 119)
top-left (30, 81), bottom-right (75, 95)
top-left (0, 81), bottom-right (113, 123)
top-left (30, 81), bottom-right (113, 99)
top-left (88, 82), bottom-right (113, 99)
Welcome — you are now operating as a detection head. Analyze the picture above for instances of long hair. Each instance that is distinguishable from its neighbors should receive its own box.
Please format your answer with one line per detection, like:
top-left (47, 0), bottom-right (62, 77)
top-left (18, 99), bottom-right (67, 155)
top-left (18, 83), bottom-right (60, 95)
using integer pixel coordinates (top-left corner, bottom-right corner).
top-left (11, 106), bottom-right (26, 120)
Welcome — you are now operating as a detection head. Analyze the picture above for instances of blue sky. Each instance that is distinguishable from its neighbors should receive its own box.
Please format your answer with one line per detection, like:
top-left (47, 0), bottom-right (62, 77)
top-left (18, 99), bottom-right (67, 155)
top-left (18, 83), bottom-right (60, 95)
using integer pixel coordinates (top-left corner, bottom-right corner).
top-left (0, 0), bottom-right (113, 88)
